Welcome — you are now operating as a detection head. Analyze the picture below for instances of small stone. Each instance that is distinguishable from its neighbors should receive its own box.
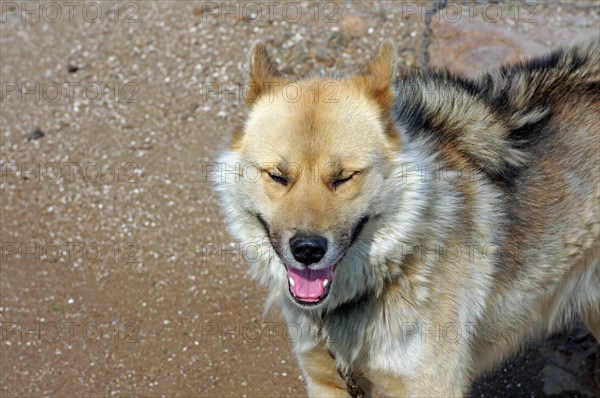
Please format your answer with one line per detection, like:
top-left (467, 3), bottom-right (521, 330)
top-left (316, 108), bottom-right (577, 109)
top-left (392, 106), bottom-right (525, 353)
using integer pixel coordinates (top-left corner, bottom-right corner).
top-left (28, 128), bottom-right (45, 141)
top-left (295, 64), bottom-right (311, 76)
top-left (66, 64), bottom-right (80, 73)
top-left (315, 47), bottom-right (330, 60)
top-left (270, 34), bottom-right (286, 47)
top-left (314, 47), bottom-right (335, 67)
top-left (341, 15), bottom-right (367, 39)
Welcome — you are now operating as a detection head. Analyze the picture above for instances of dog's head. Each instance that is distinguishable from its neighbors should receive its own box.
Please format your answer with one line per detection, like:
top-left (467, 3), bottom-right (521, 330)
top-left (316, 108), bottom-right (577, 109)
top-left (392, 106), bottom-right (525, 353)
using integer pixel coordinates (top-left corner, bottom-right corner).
top-left (216, 42), bottom-right (410, 310)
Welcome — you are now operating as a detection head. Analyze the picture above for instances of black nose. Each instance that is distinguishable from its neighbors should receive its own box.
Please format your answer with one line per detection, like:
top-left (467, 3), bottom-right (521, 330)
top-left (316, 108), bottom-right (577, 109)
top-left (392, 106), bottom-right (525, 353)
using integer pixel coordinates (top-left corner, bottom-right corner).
top-left (289, 234), bottom-right (328, 266)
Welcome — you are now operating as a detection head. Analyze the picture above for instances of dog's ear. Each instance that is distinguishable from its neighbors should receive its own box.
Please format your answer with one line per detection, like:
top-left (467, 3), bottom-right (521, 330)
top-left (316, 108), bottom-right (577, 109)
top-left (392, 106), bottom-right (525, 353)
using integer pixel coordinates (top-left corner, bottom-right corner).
top-left (356, 41), bottom-right (396, 112)
top-left (245, 42), bottom-right (282, 105)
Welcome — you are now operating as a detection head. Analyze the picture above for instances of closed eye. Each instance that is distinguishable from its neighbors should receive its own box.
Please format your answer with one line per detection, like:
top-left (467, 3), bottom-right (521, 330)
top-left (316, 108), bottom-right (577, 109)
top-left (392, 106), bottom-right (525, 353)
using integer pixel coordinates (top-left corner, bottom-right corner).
top-left (332, 173), bottom-right (357, 188)
top-left (268, 172), bottom-right (288, 186)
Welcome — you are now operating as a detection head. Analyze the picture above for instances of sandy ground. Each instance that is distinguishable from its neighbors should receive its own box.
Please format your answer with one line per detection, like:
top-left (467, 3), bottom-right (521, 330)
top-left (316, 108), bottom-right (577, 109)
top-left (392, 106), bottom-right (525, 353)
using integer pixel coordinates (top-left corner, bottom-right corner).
top-left (0, 1), bottom-right (598, 396)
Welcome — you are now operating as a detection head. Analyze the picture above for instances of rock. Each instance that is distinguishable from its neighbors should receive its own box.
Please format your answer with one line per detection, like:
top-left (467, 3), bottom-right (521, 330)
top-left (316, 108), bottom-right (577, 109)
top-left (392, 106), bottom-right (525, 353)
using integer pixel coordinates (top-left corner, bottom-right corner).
top-left (314, 47), bottom-right (335, 67)
top-left (294, 63), bottom-right (312, 76)
top-left (66, 64), bottom-right (80, 73)
top-left (327, 31), bottom-right (347, 49)
top-left (270, 34), bottom-right (287, 47)
top-left (341, 15), bottom-right (367, 39)
top-left (427, 4), bottom-right (594, 75)
top-left (429, 19), bottom-right (548, 75)
top-left (27, 128), bottom-right (45, 141)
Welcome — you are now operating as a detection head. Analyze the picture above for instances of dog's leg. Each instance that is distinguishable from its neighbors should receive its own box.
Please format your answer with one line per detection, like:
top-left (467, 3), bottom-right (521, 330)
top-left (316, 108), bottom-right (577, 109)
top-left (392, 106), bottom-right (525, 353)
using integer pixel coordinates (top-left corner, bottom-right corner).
top-left (369, 366), bottom-right (467, 398)
top-left (368, 337), bottom-right (471, 398)
top-left (579, 258), bottom-right (600, 341)
top-left (366, 372), bottom-right (409, 397)
top-left (297, 344), bottom-right (351, 398)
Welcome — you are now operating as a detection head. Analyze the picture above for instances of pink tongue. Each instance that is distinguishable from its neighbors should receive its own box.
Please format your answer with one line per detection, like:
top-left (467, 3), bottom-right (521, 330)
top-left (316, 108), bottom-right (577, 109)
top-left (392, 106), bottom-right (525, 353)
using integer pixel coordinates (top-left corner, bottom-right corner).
top-left (287, 266), bottom-right (333, 302)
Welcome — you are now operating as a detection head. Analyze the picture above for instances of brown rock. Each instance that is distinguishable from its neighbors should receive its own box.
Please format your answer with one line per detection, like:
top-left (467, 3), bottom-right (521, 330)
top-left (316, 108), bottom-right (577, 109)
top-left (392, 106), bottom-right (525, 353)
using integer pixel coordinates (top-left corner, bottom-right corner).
top-left (429, 19), bottom-right (549, 75)
top-left (270, 34), bottom-right (287, 47)
top-left (314, 47), bottom-right (335, 67)
top-left (428, 3), bottom-right (594, 76)
top-left (341, 15), bottom-right (367, 39)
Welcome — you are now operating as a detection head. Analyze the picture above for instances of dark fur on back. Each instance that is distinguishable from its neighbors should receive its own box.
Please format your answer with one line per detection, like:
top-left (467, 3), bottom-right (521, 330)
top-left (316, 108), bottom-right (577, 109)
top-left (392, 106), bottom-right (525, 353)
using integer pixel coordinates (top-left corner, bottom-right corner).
top-left (394, 39), bottom-right (600, 186)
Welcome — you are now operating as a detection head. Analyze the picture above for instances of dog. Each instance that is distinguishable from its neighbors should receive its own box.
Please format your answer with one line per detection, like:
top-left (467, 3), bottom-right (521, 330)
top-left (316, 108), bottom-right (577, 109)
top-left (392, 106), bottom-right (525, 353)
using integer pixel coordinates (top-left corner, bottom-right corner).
top-left (213, 38), bottom-right (599, 397)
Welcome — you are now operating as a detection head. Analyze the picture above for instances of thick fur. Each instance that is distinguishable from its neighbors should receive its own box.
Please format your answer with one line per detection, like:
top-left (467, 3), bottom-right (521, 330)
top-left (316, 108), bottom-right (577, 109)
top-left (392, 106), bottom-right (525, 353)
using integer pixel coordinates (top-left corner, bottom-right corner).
top-left (214, 39), bottom-right (600, 397)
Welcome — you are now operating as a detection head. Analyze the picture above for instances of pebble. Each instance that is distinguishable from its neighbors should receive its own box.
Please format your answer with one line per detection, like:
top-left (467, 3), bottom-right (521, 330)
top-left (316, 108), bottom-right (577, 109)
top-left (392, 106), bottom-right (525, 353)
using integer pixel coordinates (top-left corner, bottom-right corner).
top-left (27, 128), bottom-right (45, 141)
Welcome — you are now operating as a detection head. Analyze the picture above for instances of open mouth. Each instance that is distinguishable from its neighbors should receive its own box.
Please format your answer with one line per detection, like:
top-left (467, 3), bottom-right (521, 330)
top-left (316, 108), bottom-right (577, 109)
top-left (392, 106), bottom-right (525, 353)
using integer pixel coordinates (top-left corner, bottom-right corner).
top-left (286, 264), bottom-right (335, 305)
top-left (280, 215), bottom-right (369, 306)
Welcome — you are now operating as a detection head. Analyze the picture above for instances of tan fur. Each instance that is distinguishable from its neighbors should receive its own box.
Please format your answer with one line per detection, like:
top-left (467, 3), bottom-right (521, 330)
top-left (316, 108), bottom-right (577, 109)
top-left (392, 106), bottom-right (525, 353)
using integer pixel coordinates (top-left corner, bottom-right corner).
top-left (300, 345), bottom-right (350, 397)
top-left (214, 39), bottom-right (600, 397)
top-left (582, 305), bottom-right (600, 341)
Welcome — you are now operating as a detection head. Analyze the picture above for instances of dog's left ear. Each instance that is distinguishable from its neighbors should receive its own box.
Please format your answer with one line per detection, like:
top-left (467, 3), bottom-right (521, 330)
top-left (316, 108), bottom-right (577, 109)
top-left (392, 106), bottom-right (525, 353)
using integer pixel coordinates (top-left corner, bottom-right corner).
top-left (356, 41), bottom-right (396, 112)
top-left (245, 42), bottom-right (283, 105)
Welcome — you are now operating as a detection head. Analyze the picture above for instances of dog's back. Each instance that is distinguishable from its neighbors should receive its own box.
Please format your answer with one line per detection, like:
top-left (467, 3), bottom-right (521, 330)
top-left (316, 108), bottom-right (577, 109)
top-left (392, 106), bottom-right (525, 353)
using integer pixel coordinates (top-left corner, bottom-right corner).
top-left (479, 39), bottom-right (600, 372)
top-left (394, 39), bottom-right (599, 375)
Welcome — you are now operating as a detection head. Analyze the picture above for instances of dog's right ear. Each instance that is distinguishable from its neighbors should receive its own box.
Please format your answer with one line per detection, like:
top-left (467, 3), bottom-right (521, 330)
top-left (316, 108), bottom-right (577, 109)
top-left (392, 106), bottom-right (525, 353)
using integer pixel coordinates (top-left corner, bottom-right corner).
top-left (245, 42), bottom-right (283, 105)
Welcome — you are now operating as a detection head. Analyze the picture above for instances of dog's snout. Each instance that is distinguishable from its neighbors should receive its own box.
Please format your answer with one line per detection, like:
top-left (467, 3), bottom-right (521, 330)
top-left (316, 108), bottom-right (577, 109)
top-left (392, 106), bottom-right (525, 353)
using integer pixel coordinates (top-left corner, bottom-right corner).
top-left (290, 234), bottom-right (328, 265)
